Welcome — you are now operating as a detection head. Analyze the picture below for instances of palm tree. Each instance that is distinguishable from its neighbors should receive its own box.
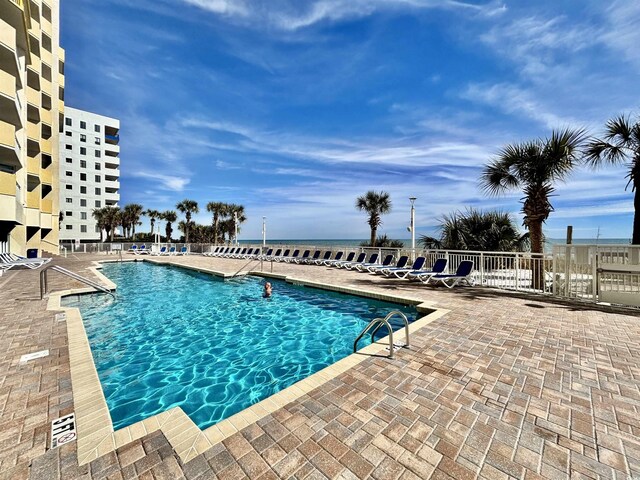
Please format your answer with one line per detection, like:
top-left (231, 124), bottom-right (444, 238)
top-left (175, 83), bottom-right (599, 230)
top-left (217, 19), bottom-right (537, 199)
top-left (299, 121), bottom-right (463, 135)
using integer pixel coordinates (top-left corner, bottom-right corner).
top-left (585, 114), bottom-right (640, 244)
top-left (206, 202), bottom-right (227, 245)
top-left (101, 206), bottom-right (121, 242)
top-left (145, 209), bottom-right (161, 236)
top-left (162, 210), bottom-right (177, 242)
top-left (176, 199), bottom-right (199, 243)
top-left (92, 208), bottom-right (106, 242)
top-left (227, 203), bottom-right (247, 243)
top-left (123, 204), bottom-right (144, 241)
top-left (420, 209), bottom-right (529, 252)
top-left (355, 191), bottom-right (392, 247)
top-left (481, 128), bottom-right (585, 288)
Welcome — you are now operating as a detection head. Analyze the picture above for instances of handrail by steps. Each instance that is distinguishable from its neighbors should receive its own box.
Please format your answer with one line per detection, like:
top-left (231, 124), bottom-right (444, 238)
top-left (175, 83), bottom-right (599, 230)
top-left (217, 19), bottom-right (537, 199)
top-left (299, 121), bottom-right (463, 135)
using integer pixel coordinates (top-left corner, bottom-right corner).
top-left (40, 265), bottom-right (115, 300)
top-left (354, 317), bottom-right (395, 358)
top-left (371, 310), bottom-right (410, 347)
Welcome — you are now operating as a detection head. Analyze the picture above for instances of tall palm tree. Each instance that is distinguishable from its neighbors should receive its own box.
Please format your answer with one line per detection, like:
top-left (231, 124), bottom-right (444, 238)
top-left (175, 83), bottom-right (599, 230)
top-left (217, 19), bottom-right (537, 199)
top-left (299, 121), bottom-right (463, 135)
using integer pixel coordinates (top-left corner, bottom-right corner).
top-left (585, 114), bottom-right (640, 244)
top-left (206, 201), bottom-right (227, 245)
top-left (101, 206), bottom-right (121, 242)
top-left (355, 191), bottom-right (392, 247)
top-left (92, 207), bottom-right (106, 242)
top-left (481, 129), bottom-right (585, 254)
top-left (227, 203), bottom-right (247, 243)
top-left (145, 209), bottom-right (161, 237)
top-left (162, 210), bottom-right (177, 242)
top-left (176, 199), bottom-right (199, 243)
top-left (481, 128), bottom-right (585, 288)
top-left (123, 204), bottom-right (144, 241)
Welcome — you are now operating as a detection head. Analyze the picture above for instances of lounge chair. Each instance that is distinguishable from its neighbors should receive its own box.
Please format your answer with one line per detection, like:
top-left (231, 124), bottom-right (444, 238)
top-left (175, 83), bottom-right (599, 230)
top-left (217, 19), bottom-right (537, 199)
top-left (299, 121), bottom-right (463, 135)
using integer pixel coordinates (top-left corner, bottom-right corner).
top-left (426, 260), bottom-right (475, 288)
top-left (356, 254), bottom-right (393, 272)
top-left (328, 251), bottom-right (355, 267)
top-left (177, 246), bottom-right (188, 256)
top-left (313, 251), bottom-right (332, 265)
top-left (336, 252), bottom-right (366, 269)
top-left (134, 245), bottom-right (150, 255)
top-left (128, 245), bottom-right (138, 253)
top-left (301, 250), bottom-right (322, 264)
top-left (0, 253), bottom-right (51, 270)
top-left (266, 249), bottom-right (282, 261)
top-left (294, 250), bottom-right (311, 264)
top-left (151, 246), bottom-right (168, 256)
top-left (373, 255), bottom-right (408, 275)
top-left (406, 258), bottom-right (448, 282)
top-left (275, 249), bottom-right (290, 262)
top-left (232, 248), bottom-right (247, 258)
top-left (385, 257), bottom-right (427, 278)
top-left (345, 253), bottom-right (378, 270)
top-left (282, 249), bottom-right (300, 262)
top-left (258, 248), bottom-right (273, 260)
top-left (322, 251), bottom-right (343, 266)
top-left (168, 246), bottom-right (177, 255)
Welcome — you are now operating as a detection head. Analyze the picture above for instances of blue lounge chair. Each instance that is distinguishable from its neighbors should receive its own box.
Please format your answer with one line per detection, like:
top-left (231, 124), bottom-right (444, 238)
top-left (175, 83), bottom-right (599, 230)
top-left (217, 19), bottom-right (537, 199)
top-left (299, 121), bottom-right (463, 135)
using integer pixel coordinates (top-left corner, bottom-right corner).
top-left (177, 246), bottom-right (188, 256)
top-left (374, 255), bottom-right (408, 274)
top-left (151, 246), bottom-right (168, 256)
top-left (356, 254), bottom-right (393, 272)
top-left (386, 257), bottom-right (427, 278)
top-left (168, 246), bottom-right (177, 255)
top-left (328, 251), bottom-right (355, 267)
top-left (406, 258), bottom-right (448, 282)
top-left (128, 245), bottom-right (138, 253)
top-left (136, 245), bottom-right (150, 255)
top-left (322, 251), bottom-right (343, 266)
top-left (345, 253), bottom-right (377, 270)
top-left (426, 261), bottom-right (475, 288)
top-left (337, 252), bottom-right (366, 269)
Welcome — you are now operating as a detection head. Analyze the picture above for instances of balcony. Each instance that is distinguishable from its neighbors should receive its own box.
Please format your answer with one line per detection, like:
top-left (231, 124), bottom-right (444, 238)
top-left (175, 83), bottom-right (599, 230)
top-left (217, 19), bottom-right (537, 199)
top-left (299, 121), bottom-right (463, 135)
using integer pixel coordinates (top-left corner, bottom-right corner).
top-left (40, 166), bottom-right (52, 184)
top-left (0, 19), bottom-right (19, 78)
top-left (105, 133), bottom-right (119, 145)
top-left (40, 211), bottom-right (52, 229)
top-left (40, 137), bottom-right (52, 154)
top-left (105, 179), bottom-right (120, 190)
top-left (41, 16), bottom-right (51, 34)
top-left (27, 153), bottom-right (40, 176)
top-left (26, 119), bottom-right (39, 140)
top-left (0, 170), bottom-right (16, 196)
top-left (41, 107), bottom-right (51, 126)
top-left (40, 77), bottom-right (51, 96)
top-left (40, 197), bottom-right (52, 213)
top-left (40, 48), bottom-right (52, 67)
top-left (0, 120), bottom-right (19, 166)
top-left (0, 70), bottom-right (19, 125)
top-left (58, 71), bottom-right (64, 87)
top-left (104, 157), bottom-right (120, 168)
top-left (25, 207), bottom-right (39, 227)
top-left (58, 98), bottom-right (63, 113)
top-left (26, 85), bottom-right (39, 107)
top-left (26, 188), bottom-right (39, 209)
top-left (28, 15), bottom-right (40, 35)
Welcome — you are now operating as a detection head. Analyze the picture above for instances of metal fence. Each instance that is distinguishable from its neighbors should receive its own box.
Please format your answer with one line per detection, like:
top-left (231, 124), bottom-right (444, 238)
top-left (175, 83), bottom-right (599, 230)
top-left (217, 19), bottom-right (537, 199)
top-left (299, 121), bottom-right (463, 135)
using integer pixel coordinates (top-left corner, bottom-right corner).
top-left (60, 241), bottom-right (640, 308)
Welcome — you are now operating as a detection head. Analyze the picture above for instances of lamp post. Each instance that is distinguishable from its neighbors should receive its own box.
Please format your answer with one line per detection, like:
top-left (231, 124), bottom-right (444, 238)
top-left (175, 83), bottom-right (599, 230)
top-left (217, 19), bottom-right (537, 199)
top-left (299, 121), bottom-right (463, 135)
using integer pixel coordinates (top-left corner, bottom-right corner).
top-left (409, 197), bottom-right (417, 259)
top-left (234, 211), bottom-right (238, 246)
top-left (262, 216), bottom-right (266, 247)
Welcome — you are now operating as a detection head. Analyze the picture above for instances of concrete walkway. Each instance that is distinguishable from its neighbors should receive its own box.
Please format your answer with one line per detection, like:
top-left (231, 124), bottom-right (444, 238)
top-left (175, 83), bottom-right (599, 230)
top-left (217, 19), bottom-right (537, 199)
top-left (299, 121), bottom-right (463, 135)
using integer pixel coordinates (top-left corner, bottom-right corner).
top-left (1, 253), bottom-right (640, 479)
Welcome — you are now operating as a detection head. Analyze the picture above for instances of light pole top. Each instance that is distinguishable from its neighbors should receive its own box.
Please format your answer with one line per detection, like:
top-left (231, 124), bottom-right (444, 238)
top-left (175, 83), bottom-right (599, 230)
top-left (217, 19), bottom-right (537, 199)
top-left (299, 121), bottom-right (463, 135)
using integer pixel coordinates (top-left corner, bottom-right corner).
top-left (409, 196), bottom-right (417, 205)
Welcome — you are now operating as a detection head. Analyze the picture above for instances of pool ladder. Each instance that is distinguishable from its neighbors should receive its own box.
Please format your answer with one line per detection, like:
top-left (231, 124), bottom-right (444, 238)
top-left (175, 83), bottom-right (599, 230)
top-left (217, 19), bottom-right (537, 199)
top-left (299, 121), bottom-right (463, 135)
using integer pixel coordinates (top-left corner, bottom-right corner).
top-left (40, 265), bottom-right (115, 300)
top-left (354, 310), bottom-right (410, 359)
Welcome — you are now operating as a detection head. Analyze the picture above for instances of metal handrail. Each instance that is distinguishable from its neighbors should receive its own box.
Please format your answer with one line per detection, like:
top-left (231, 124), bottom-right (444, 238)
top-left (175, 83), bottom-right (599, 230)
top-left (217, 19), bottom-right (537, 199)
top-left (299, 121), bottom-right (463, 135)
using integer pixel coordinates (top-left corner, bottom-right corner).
top-left (40, 265), bottom-right (115, 299)
top-left (354, 317), bottom-right (395, 358)
top-left (230, 256), bottom-right (262, 277)
top-left (371, 310), bottom-right (410, 347)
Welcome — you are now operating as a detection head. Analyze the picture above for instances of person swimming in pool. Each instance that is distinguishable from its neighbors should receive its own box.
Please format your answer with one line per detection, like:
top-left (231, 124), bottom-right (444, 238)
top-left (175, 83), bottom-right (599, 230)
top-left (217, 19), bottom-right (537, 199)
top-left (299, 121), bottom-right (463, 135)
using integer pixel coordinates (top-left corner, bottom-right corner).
top-left (263, 282), bottom-right (272, 298)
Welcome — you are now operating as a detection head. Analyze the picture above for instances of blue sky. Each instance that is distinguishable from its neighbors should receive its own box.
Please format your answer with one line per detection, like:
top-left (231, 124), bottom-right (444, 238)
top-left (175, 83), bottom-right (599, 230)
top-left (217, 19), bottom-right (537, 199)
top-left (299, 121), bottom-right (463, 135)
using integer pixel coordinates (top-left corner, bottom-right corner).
top-left (61, 0), bottom-right (639, 241)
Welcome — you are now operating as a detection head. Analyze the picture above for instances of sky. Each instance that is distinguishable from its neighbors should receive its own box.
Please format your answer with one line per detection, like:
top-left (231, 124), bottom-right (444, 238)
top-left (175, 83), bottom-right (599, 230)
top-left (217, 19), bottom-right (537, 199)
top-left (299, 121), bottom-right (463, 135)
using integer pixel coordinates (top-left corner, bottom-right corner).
top-left (60, 0), bottom-right (640, 241)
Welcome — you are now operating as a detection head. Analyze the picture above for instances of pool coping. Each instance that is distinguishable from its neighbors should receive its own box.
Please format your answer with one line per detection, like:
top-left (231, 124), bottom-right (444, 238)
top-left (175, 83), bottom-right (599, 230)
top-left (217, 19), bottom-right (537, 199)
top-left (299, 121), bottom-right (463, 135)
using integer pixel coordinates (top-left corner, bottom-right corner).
top-left (47, 258), bottom-right (450, 465)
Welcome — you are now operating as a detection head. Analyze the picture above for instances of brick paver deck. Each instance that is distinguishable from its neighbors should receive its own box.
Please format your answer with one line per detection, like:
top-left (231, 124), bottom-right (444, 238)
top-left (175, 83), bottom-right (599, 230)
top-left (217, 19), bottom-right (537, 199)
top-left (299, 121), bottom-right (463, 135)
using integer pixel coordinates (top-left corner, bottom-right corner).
top-left (2, 253), bottom-right (640, 479)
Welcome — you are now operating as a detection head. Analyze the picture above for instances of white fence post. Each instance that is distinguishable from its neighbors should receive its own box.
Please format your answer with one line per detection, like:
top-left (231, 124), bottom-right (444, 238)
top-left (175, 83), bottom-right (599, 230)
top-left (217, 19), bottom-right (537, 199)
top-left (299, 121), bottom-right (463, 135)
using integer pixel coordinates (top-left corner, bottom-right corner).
top-left (592, 246), bottom-right (598, 302)
top-left (479, 252), bottom-right (484, 286)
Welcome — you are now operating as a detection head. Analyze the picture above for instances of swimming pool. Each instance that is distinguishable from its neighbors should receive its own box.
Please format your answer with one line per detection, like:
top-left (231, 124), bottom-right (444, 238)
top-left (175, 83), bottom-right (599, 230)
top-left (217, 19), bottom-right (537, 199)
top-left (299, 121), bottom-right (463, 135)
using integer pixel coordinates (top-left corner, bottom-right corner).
top-left (63, 261), bottom-right (417, 430)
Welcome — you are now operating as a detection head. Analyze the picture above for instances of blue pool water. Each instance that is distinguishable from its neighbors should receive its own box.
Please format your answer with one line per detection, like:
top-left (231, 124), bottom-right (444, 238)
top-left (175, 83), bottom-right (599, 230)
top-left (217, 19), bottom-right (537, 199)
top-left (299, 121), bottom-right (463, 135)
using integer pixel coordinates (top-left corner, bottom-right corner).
top-left (63, 262), bottom-right (418, 430)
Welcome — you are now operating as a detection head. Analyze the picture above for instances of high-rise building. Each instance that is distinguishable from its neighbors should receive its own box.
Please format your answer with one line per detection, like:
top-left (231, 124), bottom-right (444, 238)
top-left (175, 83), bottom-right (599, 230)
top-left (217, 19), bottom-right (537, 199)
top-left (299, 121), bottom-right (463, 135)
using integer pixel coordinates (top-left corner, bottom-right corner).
top-left (59, 107), bottom-right (120, 242)
top-left (0, 0), bottom-right (64, 256)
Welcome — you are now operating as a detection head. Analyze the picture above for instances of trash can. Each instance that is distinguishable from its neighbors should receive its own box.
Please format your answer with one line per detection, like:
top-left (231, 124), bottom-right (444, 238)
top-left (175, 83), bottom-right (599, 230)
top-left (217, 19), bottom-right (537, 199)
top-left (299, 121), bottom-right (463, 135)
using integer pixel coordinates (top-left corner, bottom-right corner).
top-left (26, 248), bottom-right (38, 258)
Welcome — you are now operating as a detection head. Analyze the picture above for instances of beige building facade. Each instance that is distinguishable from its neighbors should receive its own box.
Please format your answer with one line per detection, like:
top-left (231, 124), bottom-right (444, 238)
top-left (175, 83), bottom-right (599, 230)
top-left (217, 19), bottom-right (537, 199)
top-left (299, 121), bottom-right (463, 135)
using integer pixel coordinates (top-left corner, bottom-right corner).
top-left (0, 0), bottom-right (64, 256)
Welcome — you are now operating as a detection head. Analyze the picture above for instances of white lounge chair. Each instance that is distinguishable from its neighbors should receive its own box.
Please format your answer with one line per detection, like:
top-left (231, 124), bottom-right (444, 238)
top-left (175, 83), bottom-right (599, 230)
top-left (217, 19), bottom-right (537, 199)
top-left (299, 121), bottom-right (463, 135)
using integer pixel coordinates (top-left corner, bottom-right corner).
top-left (426, 261), bottom-right (475, 288)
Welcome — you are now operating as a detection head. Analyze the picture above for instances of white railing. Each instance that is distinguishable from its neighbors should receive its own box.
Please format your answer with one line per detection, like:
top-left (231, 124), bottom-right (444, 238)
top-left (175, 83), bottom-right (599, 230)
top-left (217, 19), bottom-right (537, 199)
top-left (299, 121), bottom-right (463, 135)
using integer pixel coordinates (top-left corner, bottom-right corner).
top-left (0, 239), bottom-right (8, 254)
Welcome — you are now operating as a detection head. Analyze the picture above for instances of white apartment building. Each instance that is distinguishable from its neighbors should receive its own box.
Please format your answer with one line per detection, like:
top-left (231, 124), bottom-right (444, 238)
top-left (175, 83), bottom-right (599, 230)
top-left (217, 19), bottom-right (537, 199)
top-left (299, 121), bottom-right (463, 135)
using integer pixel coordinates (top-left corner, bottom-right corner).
top-left (58, 107), bottom-right (120, 242)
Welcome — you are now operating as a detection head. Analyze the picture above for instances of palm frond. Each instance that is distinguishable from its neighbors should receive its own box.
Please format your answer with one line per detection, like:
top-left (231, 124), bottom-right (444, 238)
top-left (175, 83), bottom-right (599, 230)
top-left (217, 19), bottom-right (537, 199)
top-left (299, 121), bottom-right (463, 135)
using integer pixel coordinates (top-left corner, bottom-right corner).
top-left (605, 114), bottom-right (632, 143)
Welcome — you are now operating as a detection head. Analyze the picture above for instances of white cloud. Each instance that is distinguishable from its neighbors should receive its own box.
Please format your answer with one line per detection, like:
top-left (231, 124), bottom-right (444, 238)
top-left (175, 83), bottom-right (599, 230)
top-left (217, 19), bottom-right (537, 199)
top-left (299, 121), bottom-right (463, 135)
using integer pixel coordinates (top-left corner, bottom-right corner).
top-left (131, 172), bottom-right (191, 192)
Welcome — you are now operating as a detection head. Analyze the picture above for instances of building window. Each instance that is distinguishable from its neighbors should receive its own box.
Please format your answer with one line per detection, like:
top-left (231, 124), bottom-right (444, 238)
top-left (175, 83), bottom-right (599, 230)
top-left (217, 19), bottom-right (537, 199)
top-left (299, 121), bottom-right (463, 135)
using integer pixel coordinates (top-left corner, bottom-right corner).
top-left (80, 199), bottom-right (87, 207)
top-left (80, 160), bottom-right (86, 168)
top-left (95, 200), bottom-right (101, 207)
top-left (80, 147), bottom-right (86, 155)
top-left (80, 134), bottom-right (86, 142)
top-left (65, 131), bottom-right (71, 136)
top-left (80, 186), bottom-right (86, 194)
top-left (95, 163), bottom-right (101, 170)
top-left (65, 144), bottom-right (72, 150)
top-left (95, 137), bottom-right (100, 145)
top-left (65, 211), bottom-right (72, 217)
top-left (65, 118), bottom-right (72, 126)
top-left (66, 225), bottom-right (72, 230)
top-left (65, 184), bottom-right (72, 190)
top-left (65, 157), bottom-right (72, 164)
top-left (95, 175), bottom-right (101, 183)
top-left (95, 125), bottom-right (100, 133)
top-left (65, 198), bottom-right (72, 203)
top-left (81, 225), bottom-right (87, 233)
top-left (80, 121), bottom-right (86, 129)
top-left (95, 188), bottom-right (101, 195)
top-left (80, 173), bottom-right (86, 181)
top-left (81, 212), bottom-right (87, 220)
top-left (95, 225), bottom-right (100, 233)
top-left (65, 171), bottom-right (72, 177)
top-left (95, 151), bottom-right (101, 158)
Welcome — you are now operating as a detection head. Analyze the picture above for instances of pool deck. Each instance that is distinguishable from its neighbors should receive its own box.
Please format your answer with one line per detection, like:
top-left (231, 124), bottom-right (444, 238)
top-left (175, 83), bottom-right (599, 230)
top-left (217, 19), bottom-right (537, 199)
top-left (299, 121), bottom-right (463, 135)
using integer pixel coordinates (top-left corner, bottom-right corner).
top-left (2, 254), bottom-right (640, 479)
